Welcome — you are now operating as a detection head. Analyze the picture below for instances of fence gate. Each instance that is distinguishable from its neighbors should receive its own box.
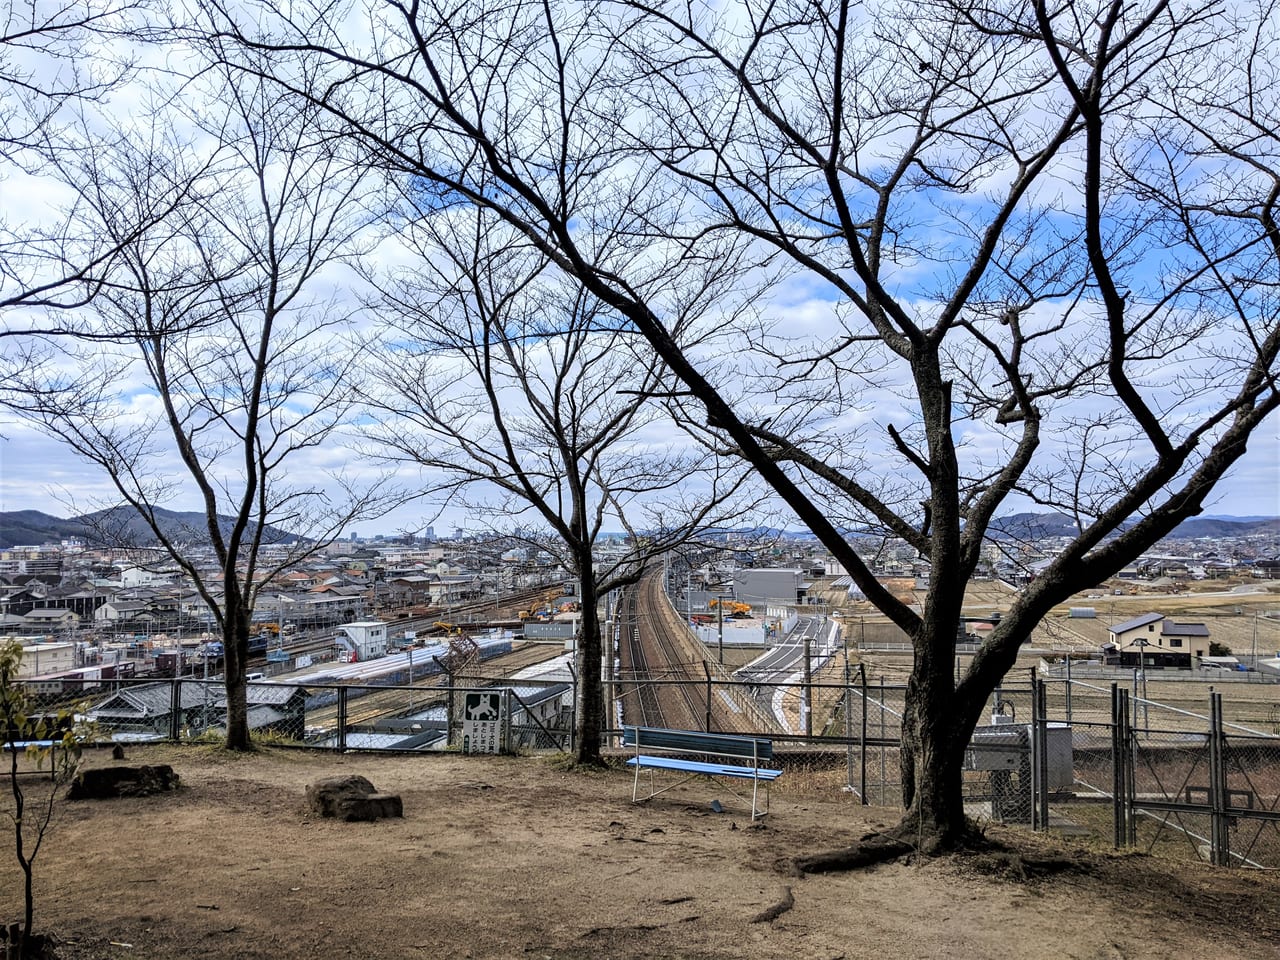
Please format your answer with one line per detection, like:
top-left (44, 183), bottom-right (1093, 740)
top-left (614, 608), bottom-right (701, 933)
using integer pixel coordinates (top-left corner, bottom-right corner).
top-left (1119, 691), bottom-right (1280, 867)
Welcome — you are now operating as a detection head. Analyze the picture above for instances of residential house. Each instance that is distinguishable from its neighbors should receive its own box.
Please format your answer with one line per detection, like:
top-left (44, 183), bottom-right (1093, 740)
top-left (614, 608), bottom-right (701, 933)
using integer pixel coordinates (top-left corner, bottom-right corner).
top-left (94, 600), bottom-right (155, 624)
top-left (0, 613), bottom-right (28, 635)
top-left (426, 575), bottom-right (473, 607)
top-left (88, 680), bottom-right (307, 740)
top-left (0, 583), bottom-right (47, 617)
top-left (1101, 613), bottom-right (1210, 669)
top-left (385, 576), bottom-right (435, 608)
top-left (20, 608), bottom-right (80, 630)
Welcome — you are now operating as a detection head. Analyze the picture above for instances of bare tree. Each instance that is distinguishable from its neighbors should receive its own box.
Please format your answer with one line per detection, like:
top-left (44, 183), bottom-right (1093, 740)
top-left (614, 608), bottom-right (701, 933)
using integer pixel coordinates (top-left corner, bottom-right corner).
top-left (0, 640), bottom-right (91, 959)
top-left (7, 65), bottom-right (388, 750)
top-left (365, 206), bottom-right (751, 763)
top-left (0, 0), bottom-right (168, 314)
top-left (206, 0), bottom-right (1280, 853)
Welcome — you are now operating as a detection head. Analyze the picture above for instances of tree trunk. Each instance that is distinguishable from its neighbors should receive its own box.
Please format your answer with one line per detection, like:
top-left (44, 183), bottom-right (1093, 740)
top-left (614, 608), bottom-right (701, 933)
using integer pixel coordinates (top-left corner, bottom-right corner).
top-left (896, 619), bottom-right (983, 851)
top-left (574, 555), bottom-right (605, 765)
top-left (898, 705), bottom-right (971, 851)
top-left (222, 606), bottom-right (252, 751)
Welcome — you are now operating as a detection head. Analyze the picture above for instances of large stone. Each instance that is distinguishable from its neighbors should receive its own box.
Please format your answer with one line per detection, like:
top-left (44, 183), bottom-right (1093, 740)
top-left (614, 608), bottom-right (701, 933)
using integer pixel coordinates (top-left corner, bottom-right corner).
top-left (306, 775), bottom-right (403, 822)
top-left (67, 764), bottom-right (180, 800)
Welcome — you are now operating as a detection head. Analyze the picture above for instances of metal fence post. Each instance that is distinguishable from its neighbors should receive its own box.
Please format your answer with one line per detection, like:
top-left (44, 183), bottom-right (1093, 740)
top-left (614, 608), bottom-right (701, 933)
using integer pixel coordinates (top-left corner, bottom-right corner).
top-left (1033, 678), bottom-right (1049, 831)
top-left (336, 686), bottom-right (348, 753)
top-left (1209, 692), bottom-right (1230, 866)
top-left (859, 665), bottom-right (868, 804)
top-left (169, 678), bottom-right (182, 742)
top-left (502, 687), bottom-right (513, 755)
top-left (1065, 658), bottom-right (1073, 723)
top-left (1111, 683), bottom-right (1127, 849)
top-left (1124, 689), bottom-right (1137, 847)
top-left (703, 661), bottom-right (713, 733)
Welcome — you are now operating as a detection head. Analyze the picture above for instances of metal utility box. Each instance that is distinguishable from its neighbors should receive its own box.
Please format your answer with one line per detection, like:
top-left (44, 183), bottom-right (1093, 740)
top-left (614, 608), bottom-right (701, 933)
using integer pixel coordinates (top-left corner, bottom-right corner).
top-left (964, 722), bottom-right (1074, 788)
top-left (965, 724), bottom-right (1027, 771)
top-left (1041, 722), bottom-right (1074, 790)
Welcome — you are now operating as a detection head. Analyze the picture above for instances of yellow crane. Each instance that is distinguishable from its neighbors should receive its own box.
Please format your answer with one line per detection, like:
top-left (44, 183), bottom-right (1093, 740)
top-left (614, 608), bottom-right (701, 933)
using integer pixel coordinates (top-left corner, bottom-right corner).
top-left (709, 599), bottom-right (752, 617)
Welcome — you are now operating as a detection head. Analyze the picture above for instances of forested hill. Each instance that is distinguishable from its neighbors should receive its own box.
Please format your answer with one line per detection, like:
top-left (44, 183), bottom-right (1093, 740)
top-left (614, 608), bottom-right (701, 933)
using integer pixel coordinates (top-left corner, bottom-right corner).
top-left (0, 507), bottom-right (299, 550)
top-left (986, 512), bottom-right (1280, 542)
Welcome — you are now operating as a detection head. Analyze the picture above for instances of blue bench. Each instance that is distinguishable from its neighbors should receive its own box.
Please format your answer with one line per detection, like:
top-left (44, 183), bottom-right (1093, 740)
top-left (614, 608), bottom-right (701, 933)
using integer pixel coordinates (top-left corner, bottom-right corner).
top-left (623, 725), bottom-right (782, 820)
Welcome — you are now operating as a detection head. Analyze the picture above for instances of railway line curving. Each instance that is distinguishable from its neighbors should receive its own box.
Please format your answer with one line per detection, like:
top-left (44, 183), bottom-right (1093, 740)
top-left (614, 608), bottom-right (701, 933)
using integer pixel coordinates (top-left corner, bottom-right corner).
top-left (616, 570), bottom-right (776, 733)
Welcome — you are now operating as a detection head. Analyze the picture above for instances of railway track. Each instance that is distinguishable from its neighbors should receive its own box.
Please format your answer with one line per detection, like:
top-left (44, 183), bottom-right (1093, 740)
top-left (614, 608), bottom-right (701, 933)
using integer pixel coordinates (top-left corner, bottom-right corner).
top-left (304, 641), bottom-right (565, 732)
top-left (617, 588), bottom-right (664, 726)
top-left (617, 570), bottom-right (738, 731)
top-left (248, 585), bottom-right (562, 668)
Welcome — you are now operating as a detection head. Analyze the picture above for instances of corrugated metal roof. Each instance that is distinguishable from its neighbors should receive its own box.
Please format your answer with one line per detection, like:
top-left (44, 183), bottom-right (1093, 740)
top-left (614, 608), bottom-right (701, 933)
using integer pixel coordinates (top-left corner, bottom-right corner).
top-left (1110, 612), bottom-right (1165, 633)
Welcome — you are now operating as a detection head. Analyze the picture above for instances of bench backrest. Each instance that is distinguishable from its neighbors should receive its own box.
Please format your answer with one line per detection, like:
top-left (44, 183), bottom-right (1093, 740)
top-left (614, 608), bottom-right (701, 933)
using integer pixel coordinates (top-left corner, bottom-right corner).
top-left (623, 725), bottom-right (773, 761)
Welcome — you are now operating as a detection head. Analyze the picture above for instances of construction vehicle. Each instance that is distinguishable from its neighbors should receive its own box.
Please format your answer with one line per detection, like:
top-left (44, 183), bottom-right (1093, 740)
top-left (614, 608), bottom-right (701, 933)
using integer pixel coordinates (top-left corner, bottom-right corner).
top-left (709, 599), bottom-right (752, 618)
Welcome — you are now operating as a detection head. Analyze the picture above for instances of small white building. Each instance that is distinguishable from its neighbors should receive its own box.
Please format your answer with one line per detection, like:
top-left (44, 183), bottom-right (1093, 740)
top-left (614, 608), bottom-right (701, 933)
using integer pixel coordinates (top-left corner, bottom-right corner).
top-left (120, 566), bottom-right (175, 588)
top-left (16, 641), bottom-right (77, 678)
top-left (334, 621), bottom-right (389, 661)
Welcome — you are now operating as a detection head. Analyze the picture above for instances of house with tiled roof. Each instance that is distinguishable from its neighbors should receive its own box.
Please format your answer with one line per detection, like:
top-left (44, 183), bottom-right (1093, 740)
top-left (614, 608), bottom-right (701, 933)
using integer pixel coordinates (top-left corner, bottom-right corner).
top-left (88, 680), bottom-right (307, 740)
top-left (1101, 613), bottom-right (1210, 669)
top-left (21, 607), bottom-right (80, 629)
top-left (93, 600), bottom-right (155, 623)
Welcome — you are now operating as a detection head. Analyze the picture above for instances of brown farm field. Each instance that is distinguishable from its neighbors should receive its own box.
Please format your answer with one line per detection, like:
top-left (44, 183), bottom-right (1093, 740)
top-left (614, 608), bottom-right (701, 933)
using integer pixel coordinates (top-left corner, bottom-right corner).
top-left (3, 745), bottom-right (1280, 960)
top-left (827, 578), bottom-right (1280, 726)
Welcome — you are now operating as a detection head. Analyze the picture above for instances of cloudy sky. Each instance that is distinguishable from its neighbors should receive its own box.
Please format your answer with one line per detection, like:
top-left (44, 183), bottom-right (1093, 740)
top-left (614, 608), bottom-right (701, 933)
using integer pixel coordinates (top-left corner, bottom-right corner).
top-left (3, 0), bottom-right (1279, 539)
top-left (3, 339), bottom-right (1277, 536)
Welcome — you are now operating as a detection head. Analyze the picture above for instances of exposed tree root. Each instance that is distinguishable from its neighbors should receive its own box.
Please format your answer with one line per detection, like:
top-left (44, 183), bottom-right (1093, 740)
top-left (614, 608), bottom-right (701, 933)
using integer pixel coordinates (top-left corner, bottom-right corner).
top-left (750, 886), bottom-right (794, 924)
top-left (785, 815), bottom-right (1088, 880)
top-left (961, 850), bottom-right (1084, 882)
top-left (789, 833), bottom-right (917, 875)
top-left (784, 813), bottom-right (1001, 875)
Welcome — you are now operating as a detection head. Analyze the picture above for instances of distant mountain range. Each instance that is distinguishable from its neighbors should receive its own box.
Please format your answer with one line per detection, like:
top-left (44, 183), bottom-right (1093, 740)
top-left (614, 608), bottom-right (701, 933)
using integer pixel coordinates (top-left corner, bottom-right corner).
top-left (0, 507), bottom-right (299, 550)
top-left (2, 508), bottom-right (1276, 552)
top-left (988, 512), bottom-right (1280, 541)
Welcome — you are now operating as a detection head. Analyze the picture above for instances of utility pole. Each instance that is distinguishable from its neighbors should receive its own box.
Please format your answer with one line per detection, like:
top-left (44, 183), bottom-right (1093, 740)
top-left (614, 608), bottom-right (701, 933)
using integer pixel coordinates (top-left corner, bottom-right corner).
top-left (804, 634), bottom-right (813, 740)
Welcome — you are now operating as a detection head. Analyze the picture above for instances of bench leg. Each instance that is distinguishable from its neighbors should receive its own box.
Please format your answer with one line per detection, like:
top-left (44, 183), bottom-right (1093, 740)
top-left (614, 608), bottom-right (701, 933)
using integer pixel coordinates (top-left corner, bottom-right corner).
top-left (632, 762), bottom-right (660, 804)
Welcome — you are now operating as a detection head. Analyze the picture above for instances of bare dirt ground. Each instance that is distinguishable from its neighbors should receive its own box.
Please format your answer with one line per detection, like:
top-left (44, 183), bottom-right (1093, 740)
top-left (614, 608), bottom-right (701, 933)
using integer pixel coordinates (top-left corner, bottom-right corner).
top-left (4, 745), bottom-right (1279, 960)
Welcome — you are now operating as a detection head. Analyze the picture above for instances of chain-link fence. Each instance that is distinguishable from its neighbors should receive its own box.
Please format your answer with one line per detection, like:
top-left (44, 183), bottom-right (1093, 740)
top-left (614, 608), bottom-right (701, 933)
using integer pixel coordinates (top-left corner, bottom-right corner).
top-left (9, 674), bottom-right (574, 754)
top-left (1032, 680), bottom-right (1280, 868)
top-left (12, 669), bottom-right (1279, 867)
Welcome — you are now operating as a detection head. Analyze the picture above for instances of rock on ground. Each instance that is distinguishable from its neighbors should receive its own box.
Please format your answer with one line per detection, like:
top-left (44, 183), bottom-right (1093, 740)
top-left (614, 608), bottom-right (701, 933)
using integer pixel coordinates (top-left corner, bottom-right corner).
top-left (305, 774), bottom-right (403, 822)
top-left (66, 764), bottom-right (180, 800)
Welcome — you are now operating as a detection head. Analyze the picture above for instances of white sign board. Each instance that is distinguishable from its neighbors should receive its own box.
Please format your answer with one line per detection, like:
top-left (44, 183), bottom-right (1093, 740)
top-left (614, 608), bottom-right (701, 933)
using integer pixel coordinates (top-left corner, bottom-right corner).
top-left (462, 691), bottom-right (504, 755)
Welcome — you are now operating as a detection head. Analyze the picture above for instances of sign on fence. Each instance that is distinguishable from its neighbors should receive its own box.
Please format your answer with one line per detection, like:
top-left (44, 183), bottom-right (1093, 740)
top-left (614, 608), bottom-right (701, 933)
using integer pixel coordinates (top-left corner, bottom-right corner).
top-left (462, 691), bottom-right (505, 754)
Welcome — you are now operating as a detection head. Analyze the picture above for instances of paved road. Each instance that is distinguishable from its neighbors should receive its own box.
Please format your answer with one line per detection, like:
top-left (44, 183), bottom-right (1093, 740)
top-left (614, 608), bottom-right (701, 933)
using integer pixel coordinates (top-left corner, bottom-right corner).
top-left (734, 615), bottom-right (837, 684)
